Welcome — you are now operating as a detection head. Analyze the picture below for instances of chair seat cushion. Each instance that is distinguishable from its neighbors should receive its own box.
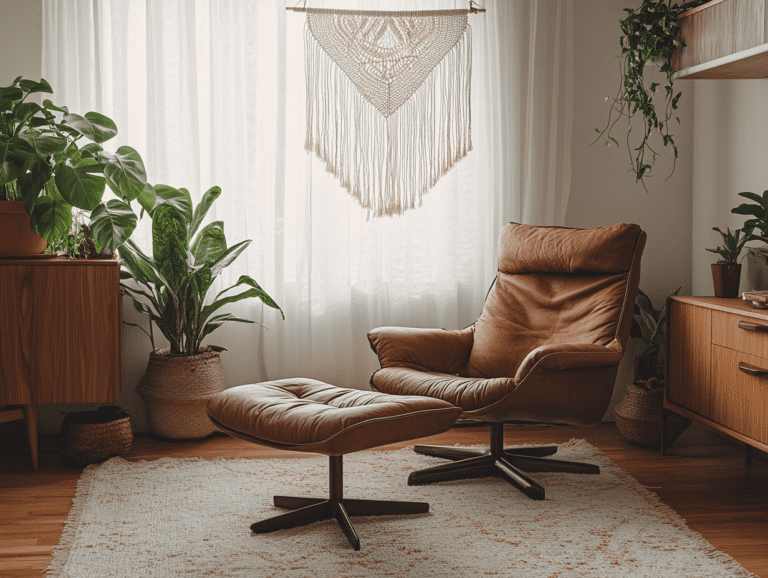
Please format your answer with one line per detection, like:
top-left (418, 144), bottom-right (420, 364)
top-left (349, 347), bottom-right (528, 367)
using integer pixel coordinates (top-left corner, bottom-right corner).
top-left (207, 378), bottom-right (462, 456)
top-left (371, 368), bottom-right (515, 412)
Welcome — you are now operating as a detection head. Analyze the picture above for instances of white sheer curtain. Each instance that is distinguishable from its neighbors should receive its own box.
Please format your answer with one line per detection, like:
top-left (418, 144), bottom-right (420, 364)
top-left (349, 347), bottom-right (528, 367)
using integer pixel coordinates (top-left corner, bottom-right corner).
top-left (42, 0), bottom-right (573, 419)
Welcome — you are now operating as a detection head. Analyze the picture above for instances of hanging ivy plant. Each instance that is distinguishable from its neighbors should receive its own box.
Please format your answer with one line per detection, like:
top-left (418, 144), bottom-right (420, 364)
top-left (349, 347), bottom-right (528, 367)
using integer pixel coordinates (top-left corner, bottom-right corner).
top-left (594, 0), bottom-right (707, 191)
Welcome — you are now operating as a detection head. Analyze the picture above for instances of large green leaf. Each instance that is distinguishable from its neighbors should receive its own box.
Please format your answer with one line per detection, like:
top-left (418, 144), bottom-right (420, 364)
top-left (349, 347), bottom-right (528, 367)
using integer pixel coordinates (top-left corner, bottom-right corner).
top-left (14, 102), bottom-right (42, 124)
top-left (0, 87), bottom-right (23, 101)
top-left (137, 184), bottom-right (156, 215)
top-left (16, 166), bottom-right (50, 207)
top-left (54, 158), bottom-right (106, 210)
top-left (191, 221), bottom-right (226, 265)
top-left (89, 199), bottom-right (138, 251)
top-left (209, 239), bottom-right (251, 278)
top-left (152, 203), bottom-right (189, 287)
top-left (17, 133), bottom-right (67, 158)
top-left (189, 185), bottom-right (221, 238)
top-left (153, 184), bottom-right (192, 223)
top-left (30, 192), bottom-right (72, 243)
top-left (219, 275), bottom-right (284, 318)
top-left (0, 136), bottom-right (26, 185)
top-left (100, 146), bottom-right (147, 201)
top-left (63, 111), bottom-right (117, 143)
top-left (18, 79), bottom-right (52, 95)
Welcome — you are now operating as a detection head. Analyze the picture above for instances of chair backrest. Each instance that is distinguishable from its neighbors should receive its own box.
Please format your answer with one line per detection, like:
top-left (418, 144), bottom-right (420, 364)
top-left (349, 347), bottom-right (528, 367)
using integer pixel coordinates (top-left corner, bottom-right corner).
top-left (466, 222), bottom-right (646, 378)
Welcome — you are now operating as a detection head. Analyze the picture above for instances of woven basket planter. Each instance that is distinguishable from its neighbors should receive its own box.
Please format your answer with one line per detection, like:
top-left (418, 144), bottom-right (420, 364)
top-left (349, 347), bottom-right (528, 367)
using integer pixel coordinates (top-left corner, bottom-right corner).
top-left (137, 348), bottom-right (226, 440)
top-left (59, 406), bottom-right (133, 466)
top-left (614, 382), bottom-right (691, 448)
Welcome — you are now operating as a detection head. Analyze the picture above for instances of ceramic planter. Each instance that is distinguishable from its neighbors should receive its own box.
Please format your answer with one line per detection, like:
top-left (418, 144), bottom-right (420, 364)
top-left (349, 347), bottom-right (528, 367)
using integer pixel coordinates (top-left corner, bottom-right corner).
top-left (711, 263), bottom-right (741, 298)
top-left (137, 348), bottom-right (226, 439)
top-left (0, 201), bottom-right (47, 256)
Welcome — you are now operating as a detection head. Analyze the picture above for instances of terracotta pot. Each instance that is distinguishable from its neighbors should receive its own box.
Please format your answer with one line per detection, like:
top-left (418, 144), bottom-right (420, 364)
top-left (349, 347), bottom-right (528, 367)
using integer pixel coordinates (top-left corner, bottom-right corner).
top-left (614, 382), bottom-right (690, 448)
top-left (711, 263), bottom-right (741, 298)
top-left (0, 201), bottom-right (47, 256)
top-left (137, 348), bottom-right (226, 439)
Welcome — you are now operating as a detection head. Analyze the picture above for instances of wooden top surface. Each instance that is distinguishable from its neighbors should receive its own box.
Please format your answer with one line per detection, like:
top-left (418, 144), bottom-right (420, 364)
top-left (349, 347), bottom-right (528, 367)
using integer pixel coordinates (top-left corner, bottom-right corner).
top-left (0, 256), bottom-right (119, 266)
top-left (671, 295), bottom-right (768, 320)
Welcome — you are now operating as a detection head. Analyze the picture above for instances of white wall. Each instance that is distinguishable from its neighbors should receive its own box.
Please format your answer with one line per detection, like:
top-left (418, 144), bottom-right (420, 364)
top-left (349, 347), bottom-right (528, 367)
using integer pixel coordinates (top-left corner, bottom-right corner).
top-left (0, 0), bottom-right (41, 85)
top-left (692, 81), bottom-right (768, 296)
top-left (569, 0), bottom-right (694, 418)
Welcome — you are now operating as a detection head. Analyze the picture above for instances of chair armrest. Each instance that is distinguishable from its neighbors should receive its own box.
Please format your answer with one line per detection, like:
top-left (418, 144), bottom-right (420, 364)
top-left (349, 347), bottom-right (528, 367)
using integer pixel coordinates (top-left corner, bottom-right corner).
top-left (514, 341), bottom-right (623, 382)
top-left (367, 326), bottom-right (474, 374)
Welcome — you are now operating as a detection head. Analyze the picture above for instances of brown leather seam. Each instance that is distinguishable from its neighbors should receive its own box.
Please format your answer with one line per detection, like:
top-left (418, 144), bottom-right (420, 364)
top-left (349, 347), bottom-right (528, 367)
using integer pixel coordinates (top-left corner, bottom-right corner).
top-left (207, 404), bottom-right (461, 452)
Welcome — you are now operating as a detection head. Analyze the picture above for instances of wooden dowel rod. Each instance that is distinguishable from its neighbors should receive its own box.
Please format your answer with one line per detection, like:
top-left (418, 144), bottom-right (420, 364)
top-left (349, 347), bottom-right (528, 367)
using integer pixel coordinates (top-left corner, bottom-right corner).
top-left (286, 7), bottom-right (486, 13)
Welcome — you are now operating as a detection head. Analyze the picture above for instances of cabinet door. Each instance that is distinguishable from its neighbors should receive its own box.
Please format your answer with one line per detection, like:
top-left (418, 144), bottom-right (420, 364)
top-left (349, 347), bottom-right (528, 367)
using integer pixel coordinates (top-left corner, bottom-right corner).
top-left (711, 345), bottom-right (768, 444)
top-left (32, 264), bottom-right (122, 403)
top-left (0, 266), bottom-right (35, 404)
top-left (667, 301), bottom-right (712, 416)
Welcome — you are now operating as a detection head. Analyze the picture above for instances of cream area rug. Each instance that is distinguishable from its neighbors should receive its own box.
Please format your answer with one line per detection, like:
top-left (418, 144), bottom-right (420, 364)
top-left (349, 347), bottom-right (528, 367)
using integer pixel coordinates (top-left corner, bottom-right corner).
top-left (48, 440), bottom-right (756, 578)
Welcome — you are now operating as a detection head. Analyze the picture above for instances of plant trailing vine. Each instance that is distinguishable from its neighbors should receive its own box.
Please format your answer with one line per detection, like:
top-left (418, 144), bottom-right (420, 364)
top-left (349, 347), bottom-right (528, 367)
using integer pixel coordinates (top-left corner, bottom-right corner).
top-left (594, 0), bottom-right (707, 191)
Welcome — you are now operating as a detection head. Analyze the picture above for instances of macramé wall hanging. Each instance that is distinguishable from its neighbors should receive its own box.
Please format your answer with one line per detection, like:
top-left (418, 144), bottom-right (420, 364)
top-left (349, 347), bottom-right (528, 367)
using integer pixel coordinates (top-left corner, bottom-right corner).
top-left (288, 3), bottom-right (485, 217)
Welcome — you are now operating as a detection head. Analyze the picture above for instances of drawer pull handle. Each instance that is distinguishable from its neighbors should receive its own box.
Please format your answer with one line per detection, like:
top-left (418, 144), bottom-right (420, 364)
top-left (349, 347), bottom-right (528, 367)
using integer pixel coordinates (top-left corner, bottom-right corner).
top-left (738, 321), bottom-right (768, 332)
top-left (738, 362), bottom-right (768, 376)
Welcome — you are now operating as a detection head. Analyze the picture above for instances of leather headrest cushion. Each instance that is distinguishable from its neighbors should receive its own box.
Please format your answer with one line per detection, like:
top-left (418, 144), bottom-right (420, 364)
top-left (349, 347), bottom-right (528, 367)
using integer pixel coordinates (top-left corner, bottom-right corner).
top-left (498, 222), bottom-right (643, 274)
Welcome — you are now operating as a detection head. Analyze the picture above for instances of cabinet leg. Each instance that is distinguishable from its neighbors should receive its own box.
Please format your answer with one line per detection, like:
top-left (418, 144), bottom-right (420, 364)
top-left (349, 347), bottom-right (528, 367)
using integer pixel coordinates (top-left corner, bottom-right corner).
top-left (22, 404), bottom-right (38, 470)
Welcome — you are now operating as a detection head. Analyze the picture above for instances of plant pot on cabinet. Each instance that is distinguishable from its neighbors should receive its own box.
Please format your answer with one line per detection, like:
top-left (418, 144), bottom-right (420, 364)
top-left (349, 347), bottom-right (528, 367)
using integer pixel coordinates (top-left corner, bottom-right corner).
top-left (137, 348), bottom-right (226, 440)
top-left (711, 263), bottom-right (741, 298)
top-left (0, 201), bottom-right (47, 256)
top-left (614, 382), bottom-right (690, 448)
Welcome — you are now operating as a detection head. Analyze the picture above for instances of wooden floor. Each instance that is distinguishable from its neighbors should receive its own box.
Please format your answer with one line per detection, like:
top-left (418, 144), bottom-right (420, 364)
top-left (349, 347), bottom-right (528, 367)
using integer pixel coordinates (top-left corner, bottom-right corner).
top-left (1, 422), bottom-right (767, 577)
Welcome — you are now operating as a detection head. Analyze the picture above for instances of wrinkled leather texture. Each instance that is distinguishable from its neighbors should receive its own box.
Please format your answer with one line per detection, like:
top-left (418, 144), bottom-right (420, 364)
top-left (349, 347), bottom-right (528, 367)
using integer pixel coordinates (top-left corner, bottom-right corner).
top-left (466, 272), bottom-right (629, 378)
top-left (207, 378), bottom-right (462, 456)
top-left (499, 222), bottom-right (643, 274)
top-left (367, 326), bottom-right (474, 374)
top-left (368, 222), bottom-right (646, 424)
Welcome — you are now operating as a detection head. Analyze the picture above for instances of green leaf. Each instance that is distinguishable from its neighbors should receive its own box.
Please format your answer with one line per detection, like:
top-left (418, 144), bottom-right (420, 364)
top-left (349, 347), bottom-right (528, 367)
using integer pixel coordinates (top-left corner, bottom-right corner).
top-left (153, 184), bottom-right (193, 222)
top-left (17, 133), bottom-right (67, 157)
top-left (188, 185), bottom-right (221, 238)
top-left (228, 275), bottom-right (283, 318)
top-left (89, 198), bottom-right (138, 251)
top-left (42, 99), bottom-right (68, 115)
top-left (54, 158), bottom-right (106, 210)
top-left (0, 87), bottom-right (23, 101)
top-left (14, 102), bottom-right (42, 123)
top-left (100, 145), bottom-right (147, 201)
top-left (30, 191), bottom-right (72, 243)
top-left (18, 79), bottom-right (52, 95)
top-left (152, 203), bottom-right (189, 285)
top-left (191, 221), bottom-right (226, 265)
top-left (137, 184), bottom-right (157, 215)
top-left (0, 136), bottom-right (27, 185)
top-left (63, 111), bottom-right (117, 143)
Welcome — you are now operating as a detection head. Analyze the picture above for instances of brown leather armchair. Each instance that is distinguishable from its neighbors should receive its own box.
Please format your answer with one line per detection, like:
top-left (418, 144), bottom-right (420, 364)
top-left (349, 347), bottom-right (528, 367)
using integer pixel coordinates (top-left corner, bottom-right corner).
top-left (367, 222), bottom-right (646, 500)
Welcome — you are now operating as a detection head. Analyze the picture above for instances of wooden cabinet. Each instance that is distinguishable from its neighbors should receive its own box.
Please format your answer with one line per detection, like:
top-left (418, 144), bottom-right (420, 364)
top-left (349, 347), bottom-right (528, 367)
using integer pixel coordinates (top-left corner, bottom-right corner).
top-left (0, 258), bottom-right (123, 468)
top-left (665, 296), bottom-right (768, 456)
top-left (672, 0), bottom-right (768, 79)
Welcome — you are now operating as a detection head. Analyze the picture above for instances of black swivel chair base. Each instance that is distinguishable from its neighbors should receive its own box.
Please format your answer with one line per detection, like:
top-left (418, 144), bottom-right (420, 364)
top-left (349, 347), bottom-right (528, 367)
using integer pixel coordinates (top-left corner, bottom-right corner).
top-left (250, 455), bottom-right (429, 550)
top-left (408, 424), bottom-right (600, 500)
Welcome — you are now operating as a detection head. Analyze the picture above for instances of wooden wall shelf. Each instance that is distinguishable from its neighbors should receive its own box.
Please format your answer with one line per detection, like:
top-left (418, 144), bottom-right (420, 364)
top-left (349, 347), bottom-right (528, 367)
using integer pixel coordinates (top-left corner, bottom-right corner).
top-left (672, 0), bottom-right (768, 79)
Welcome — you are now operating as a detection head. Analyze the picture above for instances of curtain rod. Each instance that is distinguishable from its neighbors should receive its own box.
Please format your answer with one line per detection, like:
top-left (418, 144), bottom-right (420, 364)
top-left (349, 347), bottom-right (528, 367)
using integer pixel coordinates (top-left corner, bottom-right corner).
top-left (286, 4), bottom-right (486, 13)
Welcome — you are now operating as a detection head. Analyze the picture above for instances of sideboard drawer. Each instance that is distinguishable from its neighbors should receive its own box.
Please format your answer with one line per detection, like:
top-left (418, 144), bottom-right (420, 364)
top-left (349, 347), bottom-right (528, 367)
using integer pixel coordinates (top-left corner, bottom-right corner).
top-left (712, 309), bottom-right (768, 359)
top-left (711, 345), bottom-right (768, 444)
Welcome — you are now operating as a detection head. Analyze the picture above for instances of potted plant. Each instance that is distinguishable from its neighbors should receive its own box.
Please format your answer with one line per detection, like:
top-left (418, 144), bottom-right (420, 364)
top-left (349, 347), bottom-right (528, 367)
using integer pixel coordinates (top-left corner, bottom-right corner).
top-left (0, 77), bottom-right (150, 255)
top-left (119, 184), bottom-right (283, 439)
top-left (594, 0), bottom-right (706, 191)
top-left (614, 287), bottom-right (690, 447)
top-left (705, 226), bottom-right (753, 297)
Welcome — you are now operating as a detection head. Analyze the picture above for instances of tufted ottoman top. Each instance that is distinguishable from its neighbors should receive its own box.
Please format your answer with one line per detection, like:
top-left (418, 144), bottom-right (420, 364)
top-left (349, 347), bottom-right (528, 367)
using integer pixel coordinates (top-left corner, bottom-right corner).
top-left (207, 378), bottom-right (462, 456)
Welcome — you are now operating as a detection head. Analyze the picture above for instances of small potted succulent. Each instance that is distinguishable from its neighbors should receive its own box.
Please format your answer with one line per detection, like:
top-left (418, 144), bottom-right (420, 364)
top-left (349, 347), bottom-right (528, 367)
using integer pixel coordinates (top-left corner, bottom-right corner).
top-left (0, 77), bottom-right (150, 255)
top-left (705, 226), bottom-right (753, 298)
top-left (615, 287), bottom-right (690, 448)
top-left (119, 184), bottom-right (283, 439)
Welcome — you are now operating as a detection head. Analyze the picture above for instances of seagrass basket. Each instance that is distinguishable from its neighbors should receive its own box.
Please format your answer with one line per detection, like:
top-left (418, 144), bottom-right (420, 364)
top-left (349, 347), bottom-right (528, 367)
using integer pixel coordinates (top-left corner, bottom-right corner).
top-left (137, 348), bottom-right (226, 440)
top-left (59, 406), bottom-right (133, 466)
top-left (614, 382), bottom-right (690, 448)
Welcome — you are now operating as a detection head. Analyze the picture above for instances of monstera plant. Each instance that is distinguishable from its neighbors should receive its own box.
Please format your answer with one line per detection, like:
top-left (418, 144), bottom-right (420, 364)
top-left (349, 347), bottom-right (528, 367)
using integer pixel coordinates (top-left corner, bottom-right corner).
top-left (0, 76), bottom-right (150, 252)
top-left (118, 185), bottom-right (284, 439)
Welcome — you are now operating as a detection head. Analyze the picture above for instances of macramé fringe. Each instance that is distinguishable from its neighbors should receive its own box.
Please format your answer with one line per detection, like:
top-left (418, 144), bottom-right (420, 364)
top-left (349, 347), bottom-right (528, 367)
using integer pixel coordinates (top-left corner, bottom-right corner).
top-left (304, 16), bottom-right (472, 218)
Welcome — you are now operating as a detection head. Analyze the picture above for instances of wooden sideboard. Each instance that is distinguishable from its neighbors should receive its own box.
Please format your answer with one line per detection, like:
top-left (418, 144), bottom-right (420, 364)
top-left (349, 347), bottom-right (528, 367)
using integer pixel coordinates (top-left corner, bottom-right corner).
top-left (0, 258), bottom-right (122, 468)
top-left (664, 296), bottom-right (768, 459)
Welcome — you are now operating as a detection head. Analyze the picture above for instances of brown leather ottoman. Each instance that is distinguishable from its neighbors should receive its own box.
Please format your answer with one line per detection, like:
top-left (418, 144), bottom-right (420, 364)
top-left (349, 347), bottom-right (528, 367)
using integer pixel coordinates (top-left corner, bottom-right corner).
top-left (207, 378), bottom-right (461, 550)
